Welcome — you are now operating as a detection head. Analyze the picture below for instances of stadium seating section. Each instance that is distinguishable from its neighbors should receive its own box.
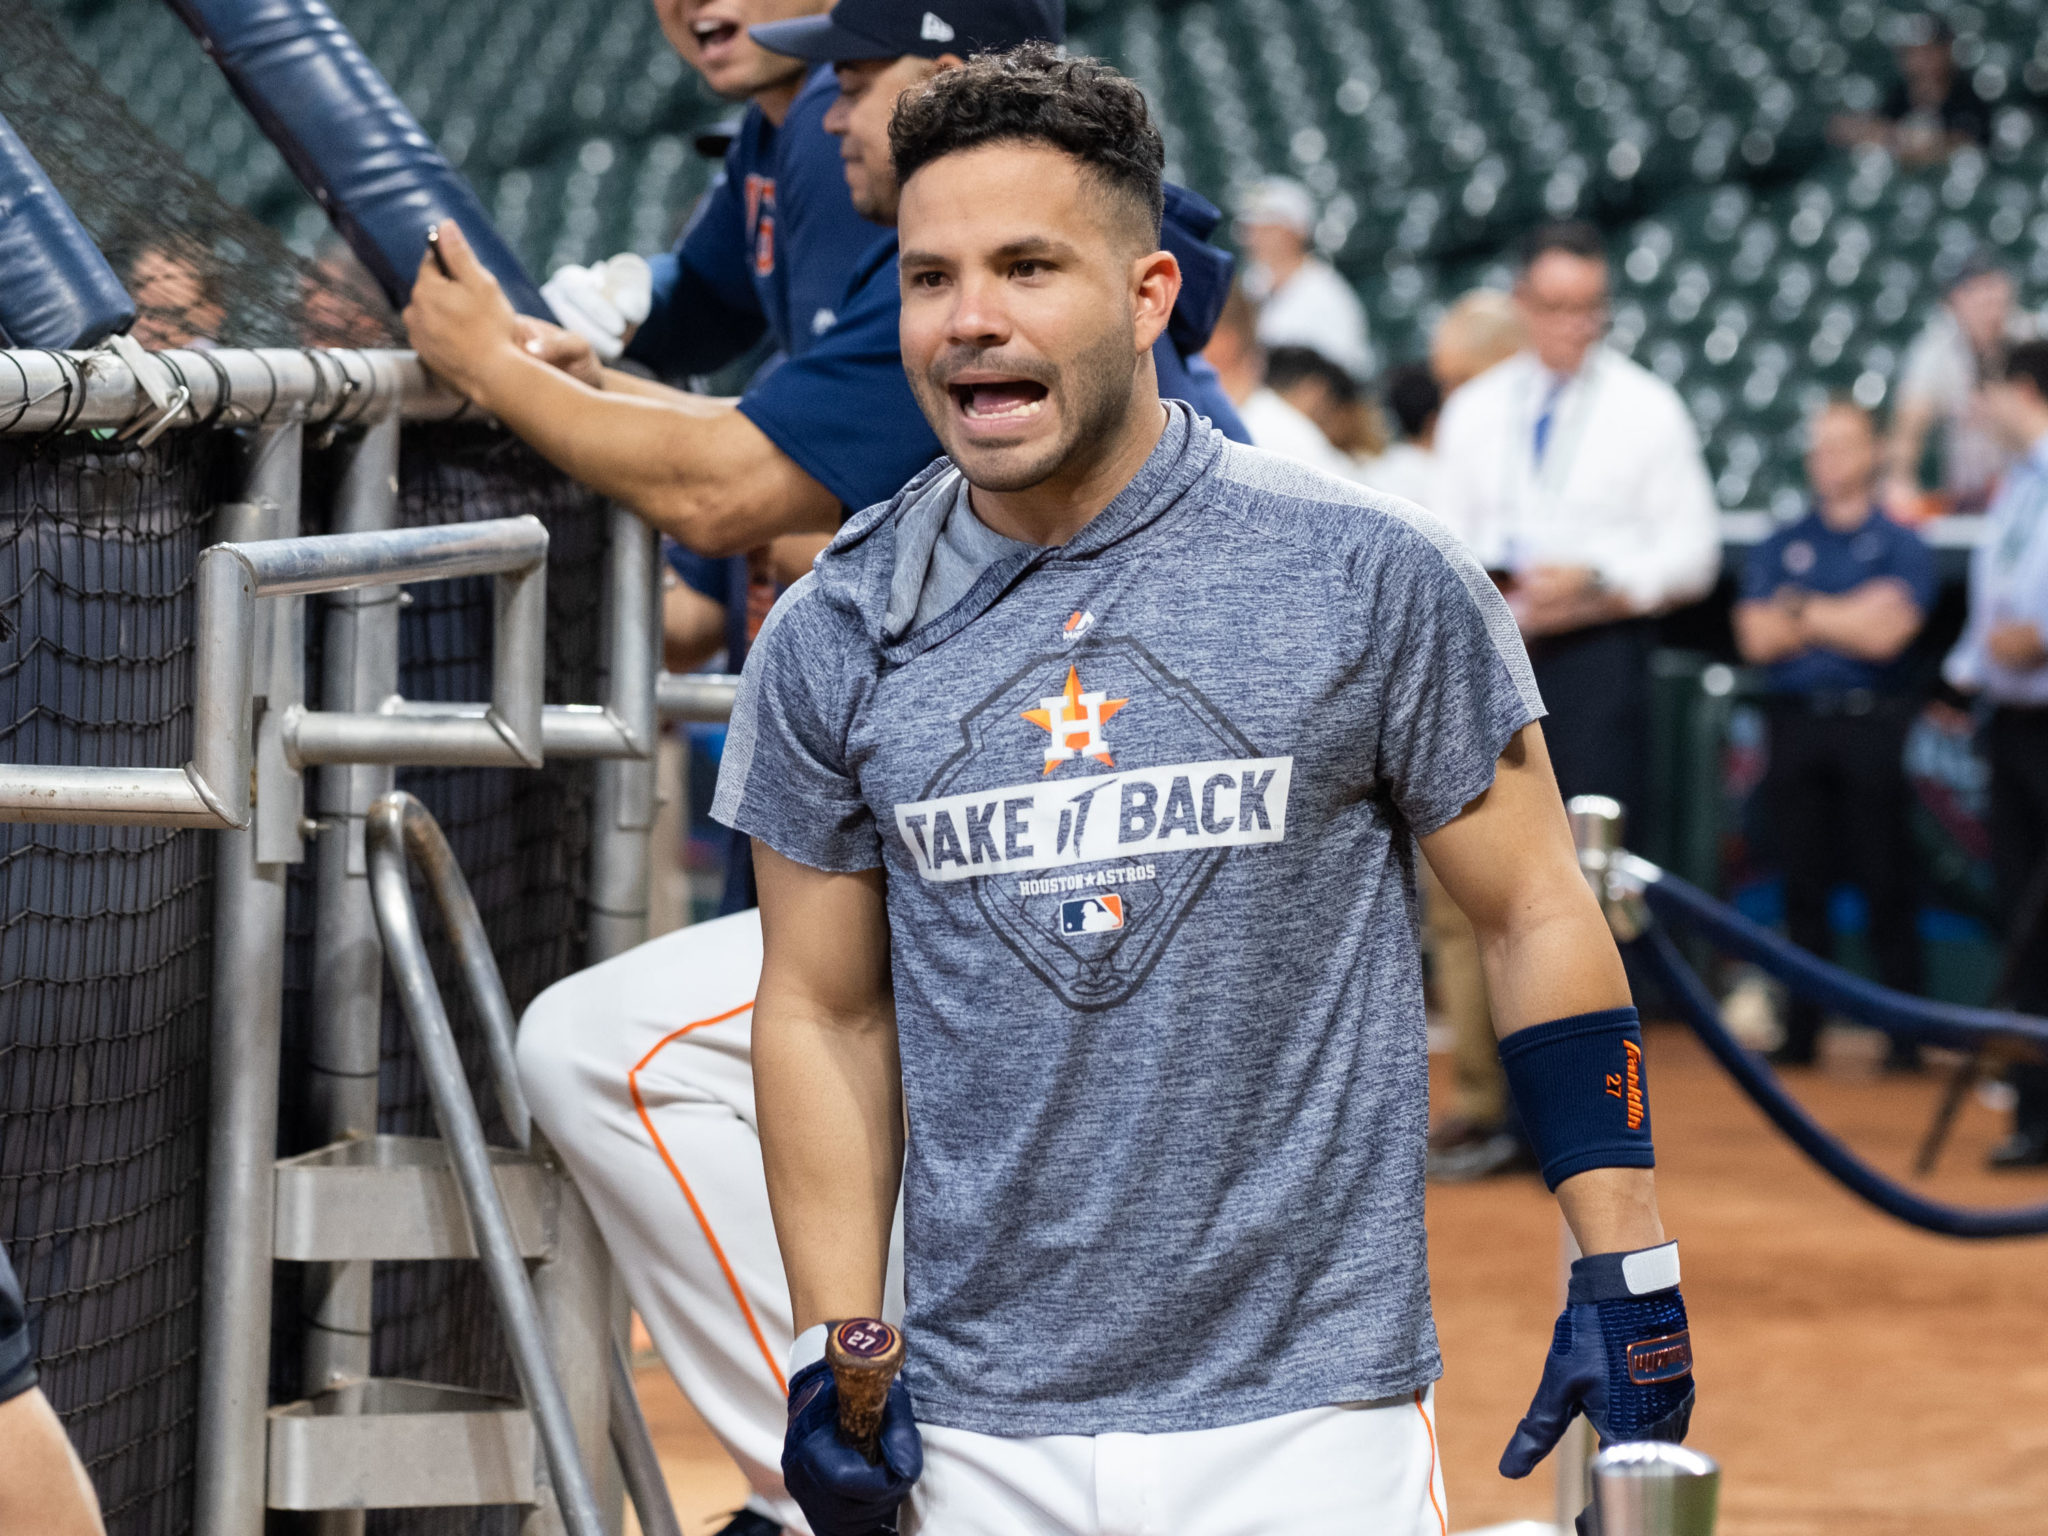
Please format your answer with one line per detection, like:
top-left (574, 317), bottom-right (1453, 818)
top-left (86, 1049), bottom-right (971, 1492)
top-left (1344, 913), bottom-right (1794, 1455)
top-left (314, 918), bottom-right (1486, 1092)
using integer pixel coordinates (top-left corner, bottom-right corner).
top-left (32, 0), bottom-right (2048, 513)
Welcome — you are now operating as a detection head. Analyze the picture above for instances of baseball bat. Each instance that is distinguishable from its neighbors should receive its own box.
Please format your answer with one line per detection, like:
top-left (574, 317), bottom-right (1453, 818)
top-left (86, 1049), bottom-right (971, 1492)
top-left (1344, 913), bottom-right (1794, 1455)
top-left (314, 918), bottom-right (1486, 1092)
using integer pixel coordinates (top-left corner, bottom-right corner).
top-left (825, 1318), bottom-right (904, 1464)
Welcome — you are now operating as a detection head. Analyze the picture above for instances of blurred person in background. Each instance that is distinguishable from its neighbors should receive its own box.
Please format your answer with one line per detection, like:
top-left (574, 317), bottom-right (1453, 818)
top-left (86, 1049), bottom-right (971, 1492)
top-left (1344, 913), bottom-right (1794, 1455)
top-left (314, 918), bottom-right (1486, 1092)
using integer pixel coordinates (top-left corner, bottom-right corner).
top-left (1264, 345), bottom-right (1388, 470)
top-left (1886, 255), bottom-right (2024, 517)
top-left (0, 1247), bottom-right (105, 1536)
top-left (1830, 12), bottom-right (1992, 164)
top-left (1413, 295), bottom-right (1538, 1180)
top-left (1734, 400), bottom-right (1935, 1069)
top-left (1235, 176), bottom-right (1373, 381)
top-left (1946, 340), bottom-right (2048, 1166)
top-left (127, 245), bottom-right (223, 349)
top-left (1358, 361), bottom-right (1439, 506)
top-left (1431, 220), bottom-right (1719, 836)
top-left (1430, 286), bottom-right (1526, 395)
top-left (1204, 286), bottom-right (1359, 478)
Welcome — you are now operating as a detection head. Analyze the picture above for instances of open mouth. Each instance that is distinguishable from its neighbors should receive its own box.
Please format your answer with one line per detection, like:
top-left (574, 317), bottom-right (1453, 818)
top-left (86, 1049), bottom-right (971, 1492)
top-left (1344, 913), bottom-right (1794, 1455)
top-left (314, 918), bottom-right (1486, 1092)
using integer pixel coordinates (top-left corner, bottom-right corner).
top-left (691, 19), bottom-right (741, 51)
top-left (951, 380), bottom-right (1050, 422)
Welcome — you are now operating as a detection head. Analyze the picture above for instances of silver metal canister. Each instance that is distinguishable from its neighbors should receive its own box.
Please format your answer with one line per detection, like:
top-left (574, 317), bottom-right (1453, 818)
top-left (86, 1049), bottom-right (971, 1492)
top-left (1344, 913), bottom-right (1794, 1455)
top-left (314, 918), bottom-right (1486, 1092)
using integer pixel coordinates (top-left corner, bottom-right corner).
top-left (1590, 1442), bottom-right (1720, 1536)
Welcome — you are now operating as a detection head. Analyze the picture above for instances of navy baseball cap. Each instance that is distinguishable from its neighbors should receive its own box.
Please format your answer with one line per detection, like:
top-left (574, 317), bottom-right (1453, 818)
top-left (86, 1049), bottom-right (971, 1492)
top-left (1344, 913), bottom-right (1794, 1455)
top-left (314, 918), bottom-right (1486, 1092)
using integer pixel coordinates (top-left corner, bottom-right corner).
top-left (750, 0), bottom-right (1064, 64)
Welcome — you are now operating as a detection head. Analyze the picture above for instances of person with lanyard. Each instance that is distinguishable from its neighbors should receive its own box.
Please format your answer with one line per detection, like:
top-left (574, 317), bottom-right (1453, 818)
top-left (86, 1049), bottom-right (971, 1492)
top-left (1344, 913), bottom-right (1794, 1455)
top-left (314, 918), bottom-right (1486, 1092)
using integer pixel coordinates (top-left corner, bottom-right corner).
top-left (1430, 220), bottom-right (1720, 838)
top-left (1946, 339), bottom-right (2048, 1167)
top-left (1735, 399), bottom-right (1936, 1070)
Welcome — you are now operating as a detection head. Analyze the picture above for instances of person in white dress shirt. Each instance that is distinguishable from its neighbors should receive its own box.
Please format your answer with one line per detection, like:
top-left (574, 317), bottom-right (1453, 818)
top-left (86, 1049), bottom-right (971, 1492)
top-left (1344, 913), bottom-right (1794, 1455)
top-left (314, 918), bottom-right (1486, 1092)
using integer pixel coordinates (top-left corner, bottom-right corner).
top-left (1431, 220), bottom-right (1720, 831)
top-left (1235, 178), bottom-right (1374, 382)
top-left (1945, 339), bottom-right (2048, 1166)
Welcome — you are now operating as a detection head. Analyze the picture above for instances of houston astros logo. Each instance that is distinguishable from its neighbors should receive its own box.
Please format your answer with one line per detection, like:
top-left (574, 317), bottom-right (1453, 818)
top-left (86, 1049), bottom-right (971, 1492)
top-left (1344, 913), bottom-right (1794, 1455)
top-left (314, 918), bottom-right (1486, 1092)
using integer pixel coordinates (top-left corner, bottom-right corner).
top-left (1021, 665), bottom-right (1127, 774)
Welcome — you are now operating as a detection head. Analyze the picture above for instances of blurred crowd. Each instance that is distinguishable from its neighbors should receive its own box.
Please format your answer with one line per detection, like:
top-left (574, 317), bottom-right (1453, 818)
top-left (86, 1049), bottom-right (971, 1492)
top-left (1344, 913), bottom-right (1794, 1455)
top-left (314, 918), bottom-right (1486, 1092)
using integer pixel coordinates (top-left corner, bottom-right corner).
top-left (1214, 138), bottom-right (2048, 1175)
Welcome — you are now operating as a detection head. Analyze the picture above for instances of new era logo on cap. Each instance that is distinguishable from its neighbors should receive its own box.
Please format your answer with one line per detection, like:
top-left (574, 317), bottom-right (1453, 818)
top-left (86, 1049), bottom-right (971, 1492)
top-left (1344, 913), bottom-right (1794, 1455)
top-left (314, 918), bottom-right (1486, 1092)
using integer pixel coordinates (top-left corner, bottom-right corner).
top-left (750, 0), bottom-right (1061, 65)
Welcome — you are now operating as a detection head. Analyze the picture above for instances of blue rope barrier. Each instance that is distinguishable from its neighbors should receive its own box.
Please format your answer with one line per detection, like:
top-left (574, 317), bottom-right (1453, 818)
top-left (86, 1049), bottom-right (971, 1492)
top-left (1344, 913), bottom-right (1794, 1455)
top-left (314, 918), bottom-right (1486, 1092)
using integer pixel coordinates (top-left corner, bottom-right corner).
top-left (1627, 925), bottom-right (2048, 1238)
top-left (1640, 870), bottom-right (2048, 1053)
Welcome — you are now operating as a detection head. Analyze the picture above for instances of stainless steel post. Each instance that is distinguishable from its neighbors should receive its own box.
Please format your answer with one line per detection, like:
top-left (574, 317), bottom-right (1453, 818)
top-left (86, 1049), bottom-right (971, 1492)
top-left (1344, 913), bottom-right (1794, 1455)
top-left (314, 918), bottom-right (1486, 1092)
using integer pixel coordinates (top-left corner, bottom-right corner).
top-left (303, 412), bottom-right (401, 1536)
top-left (193, 423), bottom-right (302, 1536)
top-left (1558, 795), bottom-right (1627, 1529)
top-left (1591, 1442), bottom-right (1720, 1536)
top-left (367, 793), bottom-right (608, 1536)
top-left (587, 509), bottom-right (662, 965)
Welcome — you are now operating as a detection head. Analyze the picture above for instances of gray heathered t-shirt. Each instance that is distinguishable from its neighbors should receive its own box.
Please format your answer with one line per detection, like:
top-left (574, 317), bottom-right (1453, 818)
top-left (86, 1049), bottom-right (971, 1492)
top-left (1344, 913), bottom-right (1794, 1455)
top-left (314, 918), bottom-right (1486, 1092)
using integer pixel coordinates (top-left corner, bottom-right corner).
top-left (715, 404), bottom-right (1543, 1437)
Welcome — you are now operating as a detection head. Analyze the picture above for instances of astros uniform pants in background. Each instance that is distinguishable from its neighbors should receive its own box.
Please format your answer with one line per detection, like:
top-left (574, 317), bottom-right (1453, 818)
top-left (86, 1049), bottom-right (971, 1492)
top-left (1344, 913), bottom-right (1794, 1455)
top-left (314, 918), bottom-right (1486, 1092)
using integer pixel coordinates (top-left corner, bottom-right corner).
top-left (517, 910), bottom-right (907, 1534)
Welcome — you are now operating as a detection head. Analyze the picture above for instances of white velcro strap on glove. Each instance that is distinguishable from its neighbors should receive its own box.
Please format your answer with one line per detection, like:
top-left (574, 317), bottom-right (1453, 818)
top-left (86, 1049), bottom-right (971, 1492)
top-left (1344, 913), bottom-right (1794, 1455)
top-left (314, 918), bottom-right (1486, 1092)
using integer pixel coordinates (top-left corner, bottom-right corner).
top-left (1620, 1240), bottom-right (1681, 1295)
top-left (541, 253), bottom-right (653, 362)
top-left (789, 1322), bottom-right (830, 1380)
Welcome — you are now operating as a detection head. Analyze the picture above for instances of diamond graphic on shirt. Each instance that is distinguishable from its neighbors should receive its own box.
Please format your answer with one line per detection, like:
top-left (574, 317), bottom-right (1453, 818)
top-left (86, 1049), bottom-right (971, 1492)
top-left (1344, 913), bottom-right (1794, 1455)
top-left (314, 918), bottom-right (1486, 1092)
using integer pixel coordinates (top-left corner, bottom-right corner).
top-left (915, 637), bottom-right (1278, 1011)
top-left (1020, 665), bottom-right (1127, 774)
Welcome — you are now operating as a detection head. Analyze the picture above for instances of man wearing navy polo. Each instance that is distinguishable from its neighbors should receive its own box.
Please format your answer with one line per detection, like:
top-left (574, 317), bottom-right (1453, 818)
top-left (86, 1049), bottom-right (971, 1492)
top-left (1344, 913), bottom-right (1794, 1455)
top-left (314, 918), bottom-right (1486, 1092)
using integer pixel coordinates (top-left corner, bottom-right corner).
top-left (1736, 399), bottom-right (1936, 1067)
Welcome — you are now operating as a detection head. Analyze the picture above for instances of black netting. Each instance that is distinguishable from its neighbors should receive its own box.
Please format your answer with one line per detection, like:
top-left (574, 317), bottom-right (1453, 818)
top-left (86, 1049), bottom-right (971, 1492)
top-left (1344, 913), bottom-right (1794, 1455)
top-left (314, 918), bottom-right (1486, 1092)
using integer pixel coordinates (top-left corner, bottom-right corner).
top-left (0, 432), bottom-right (231, 1535)
top-left (0, 7), bottom-right (398, 350)
top-left (0, 419), bottom-right (609, 1536)
top-left (269, 423), bottom-right (607, 1536)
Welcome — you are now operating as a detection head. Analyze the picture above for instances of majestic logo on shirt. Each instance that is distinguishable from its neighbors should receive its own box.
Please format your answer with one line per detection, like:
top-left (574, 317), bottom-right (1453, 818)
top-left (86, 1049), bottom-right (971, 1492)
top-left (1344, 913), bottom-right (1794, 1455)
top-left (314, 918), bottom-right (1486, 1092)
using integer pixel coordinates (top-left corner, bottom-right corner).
top-left (893, 636), bottom-right (1292, 1010)
top-left (743, 173), bottom-right (776, 277)
top-left (920, 10), bottom-right (956, 41)
top-left (1059, 610), bottom-right (1096, 644)
top-left (1020, 664), bottom-right (1126, 772)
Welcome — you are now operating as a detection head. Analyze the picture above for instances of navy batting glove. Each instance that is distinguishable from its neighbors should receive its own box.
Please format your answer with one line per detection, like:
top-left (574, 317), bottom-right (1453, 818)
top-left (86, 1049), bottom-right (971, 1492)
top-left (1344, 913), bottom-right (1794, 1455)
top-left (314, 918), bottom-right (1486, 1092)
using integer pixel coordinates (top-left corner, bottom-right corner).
top-left (1500, 1241), bottom-right (1695, 1479)
top-left (782, 1359), bottom-right (923, 1536)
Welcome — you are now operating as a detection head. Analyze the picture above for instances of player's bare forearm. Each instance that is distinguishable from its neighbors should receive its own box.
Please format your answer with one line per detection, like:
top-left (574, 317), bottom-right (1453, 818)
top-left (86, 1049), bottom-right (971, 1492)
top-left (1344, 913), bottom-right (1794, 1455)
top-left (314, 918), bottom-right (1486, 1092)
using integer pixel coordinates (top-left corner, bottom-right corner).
top-left (402, 221), bottom-right (838, 555)
top-left (463, 346), bottom-right (837, 554)
top-left (1420, 725), bottom-right (1629, 1032)
top-left (596, 367), bottom-right (738, 411)
top-left (1421, 724), bottom-right (1666, 1253)
top-left (751, 846), bottom-right (902, 1333)
top-left (0, 1389), bottom-right (105, 1536)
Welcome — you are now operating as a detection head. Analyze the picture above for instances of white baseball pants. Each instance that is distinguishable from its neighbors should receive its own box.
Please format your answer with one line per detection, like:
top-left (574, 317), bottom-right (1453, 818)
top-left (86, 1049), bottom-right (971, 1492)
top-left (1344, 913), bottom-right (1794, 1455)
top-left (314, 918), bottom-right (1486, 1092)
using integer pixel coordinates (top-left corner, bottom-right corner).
top-left (909, 1392), bottom-right (1448, 1536)
top-left (518, 911), bottom-right (1447, 1535)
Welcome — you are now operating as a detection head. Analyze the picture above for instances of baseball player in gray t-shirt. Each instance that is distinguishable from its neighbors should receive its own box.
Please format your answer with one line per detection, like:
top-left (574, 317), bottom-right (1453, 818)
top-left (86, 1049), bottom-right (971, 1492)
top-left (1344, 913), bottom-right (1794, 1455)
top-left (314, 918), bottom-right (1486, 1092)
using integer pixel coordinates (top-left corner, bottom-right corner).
top-left (716, 47), bottom-right (1699, 1536)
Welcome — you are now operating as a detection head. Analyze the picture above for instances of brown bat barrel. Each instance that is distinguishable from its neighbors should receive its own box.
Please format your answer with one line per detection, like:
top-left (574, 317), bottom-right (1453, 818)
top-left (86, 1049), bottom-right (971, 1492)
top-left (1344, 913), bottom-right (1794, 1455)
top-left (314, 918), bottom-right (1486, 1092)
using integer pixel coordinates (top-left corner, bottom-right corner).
top-left (826, 1318), bottom-right (905, 1463)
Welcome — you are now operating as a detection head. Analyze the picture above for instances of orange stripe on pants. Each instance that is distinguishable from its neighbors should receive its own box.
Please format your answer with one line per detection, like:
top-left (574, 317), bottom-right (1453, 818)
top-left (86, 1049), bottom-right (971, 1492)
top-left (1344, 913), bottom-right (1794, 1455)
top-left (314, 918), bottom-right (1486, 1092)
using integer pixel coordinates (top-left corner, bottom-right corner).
top-left (627, 1000), bottom-right (787, 1394)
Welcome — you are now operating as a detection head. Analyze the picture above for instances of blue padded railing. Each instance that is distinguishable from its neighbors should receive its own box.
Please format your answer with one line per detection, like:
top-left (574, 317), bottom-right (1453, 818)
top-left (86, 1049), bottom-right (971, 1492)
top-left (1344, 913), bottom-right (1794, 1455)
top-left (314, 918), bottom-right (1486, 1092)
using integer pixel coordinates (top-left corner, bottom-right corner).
top-left (1639, 870), bottom-right (2048, 1053)
top-left (1626, 869), bottom-right (2048, 1238)
top-left (0, 109), bottom-right (134, 348)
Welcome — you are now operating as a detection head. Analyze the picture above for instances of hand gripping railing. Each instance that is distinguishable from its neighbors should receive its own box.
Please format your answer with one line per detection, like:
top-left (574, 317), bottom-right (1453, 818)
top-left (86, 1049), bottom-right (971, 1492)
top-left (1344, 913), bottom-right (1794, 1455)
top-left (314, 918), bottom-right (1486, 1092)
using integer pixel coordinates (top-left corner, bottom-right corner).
top-left (0, 516), bottom-right (548, 826)
top-left (365, 790), bottom-right (683, 1536)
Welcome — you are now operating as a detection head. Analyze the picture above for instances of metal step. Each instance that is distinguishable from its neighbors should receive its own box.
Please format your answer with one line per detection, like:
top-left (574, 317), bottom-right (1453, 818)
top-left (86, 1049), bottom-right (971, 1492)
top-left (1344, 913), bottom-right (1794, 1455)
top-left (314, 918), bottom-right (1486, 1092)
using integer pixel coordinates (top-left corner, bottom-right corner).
top-left (267, 1378), bottom-right (534, 1510)
top-left (273, 1133), bottom-right (557, 1262)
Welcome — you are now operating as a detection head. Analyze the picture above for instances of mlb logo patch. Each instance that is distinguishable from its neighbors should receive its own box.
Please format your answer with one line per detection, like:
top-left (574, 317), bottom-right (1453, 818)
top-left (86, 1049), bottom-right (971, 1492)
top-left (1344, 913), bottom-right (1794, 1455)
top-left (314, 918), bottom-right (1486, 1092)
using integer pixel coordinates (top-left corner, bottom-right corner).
top-left (1059, 894), bottom-right (1124, 934)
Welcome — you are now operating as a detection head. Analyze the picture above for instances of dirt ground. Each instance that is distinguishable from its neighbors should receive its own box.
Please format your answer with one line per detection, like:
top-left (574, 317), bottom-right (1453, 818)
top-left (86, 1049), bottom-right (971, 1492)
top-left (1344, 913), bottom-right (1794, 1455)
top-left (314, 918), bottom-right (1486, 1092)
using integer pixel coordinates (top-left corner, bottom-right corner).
top-left (631, 1024), bottom-right (2048, 1535)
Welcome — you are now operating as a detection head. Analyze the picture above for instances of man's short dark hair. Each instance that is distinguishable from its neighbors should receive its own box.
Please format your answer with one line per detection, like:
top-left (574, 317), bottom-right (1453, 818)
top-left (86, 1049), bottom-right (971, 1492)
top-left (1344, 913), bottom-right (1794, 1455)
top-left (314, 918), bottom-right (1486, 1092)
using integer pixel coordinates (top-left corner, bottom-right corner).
top-left (1265, 346), bottom-right (1357, 404)
top-left (2001, 339), bottom-right (2048, 398)
top-left (1382, 362), bottom-right (1441, 440)
top-left (1515, 220), bottom-right (1606, 274)
top-left (889, 43), bottom-right (1166, 242)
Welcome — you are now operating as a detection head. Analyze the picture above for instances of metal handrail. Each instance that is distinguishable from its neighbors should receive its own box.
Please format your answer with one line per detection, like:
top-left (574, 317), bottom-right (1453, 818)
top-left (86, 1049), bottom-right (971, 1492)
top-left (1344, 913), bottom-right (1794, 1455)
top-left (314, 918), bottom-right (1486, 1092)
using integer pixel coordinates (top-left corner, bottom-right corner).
top-left (365, 790), bottom-right (683, 1536)
top-left (0, 346), bottom-right (473, 434)
top-left (0, 515), bottom-right (549, 827)
top-left (656, 671), bottom-right (741, 723)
